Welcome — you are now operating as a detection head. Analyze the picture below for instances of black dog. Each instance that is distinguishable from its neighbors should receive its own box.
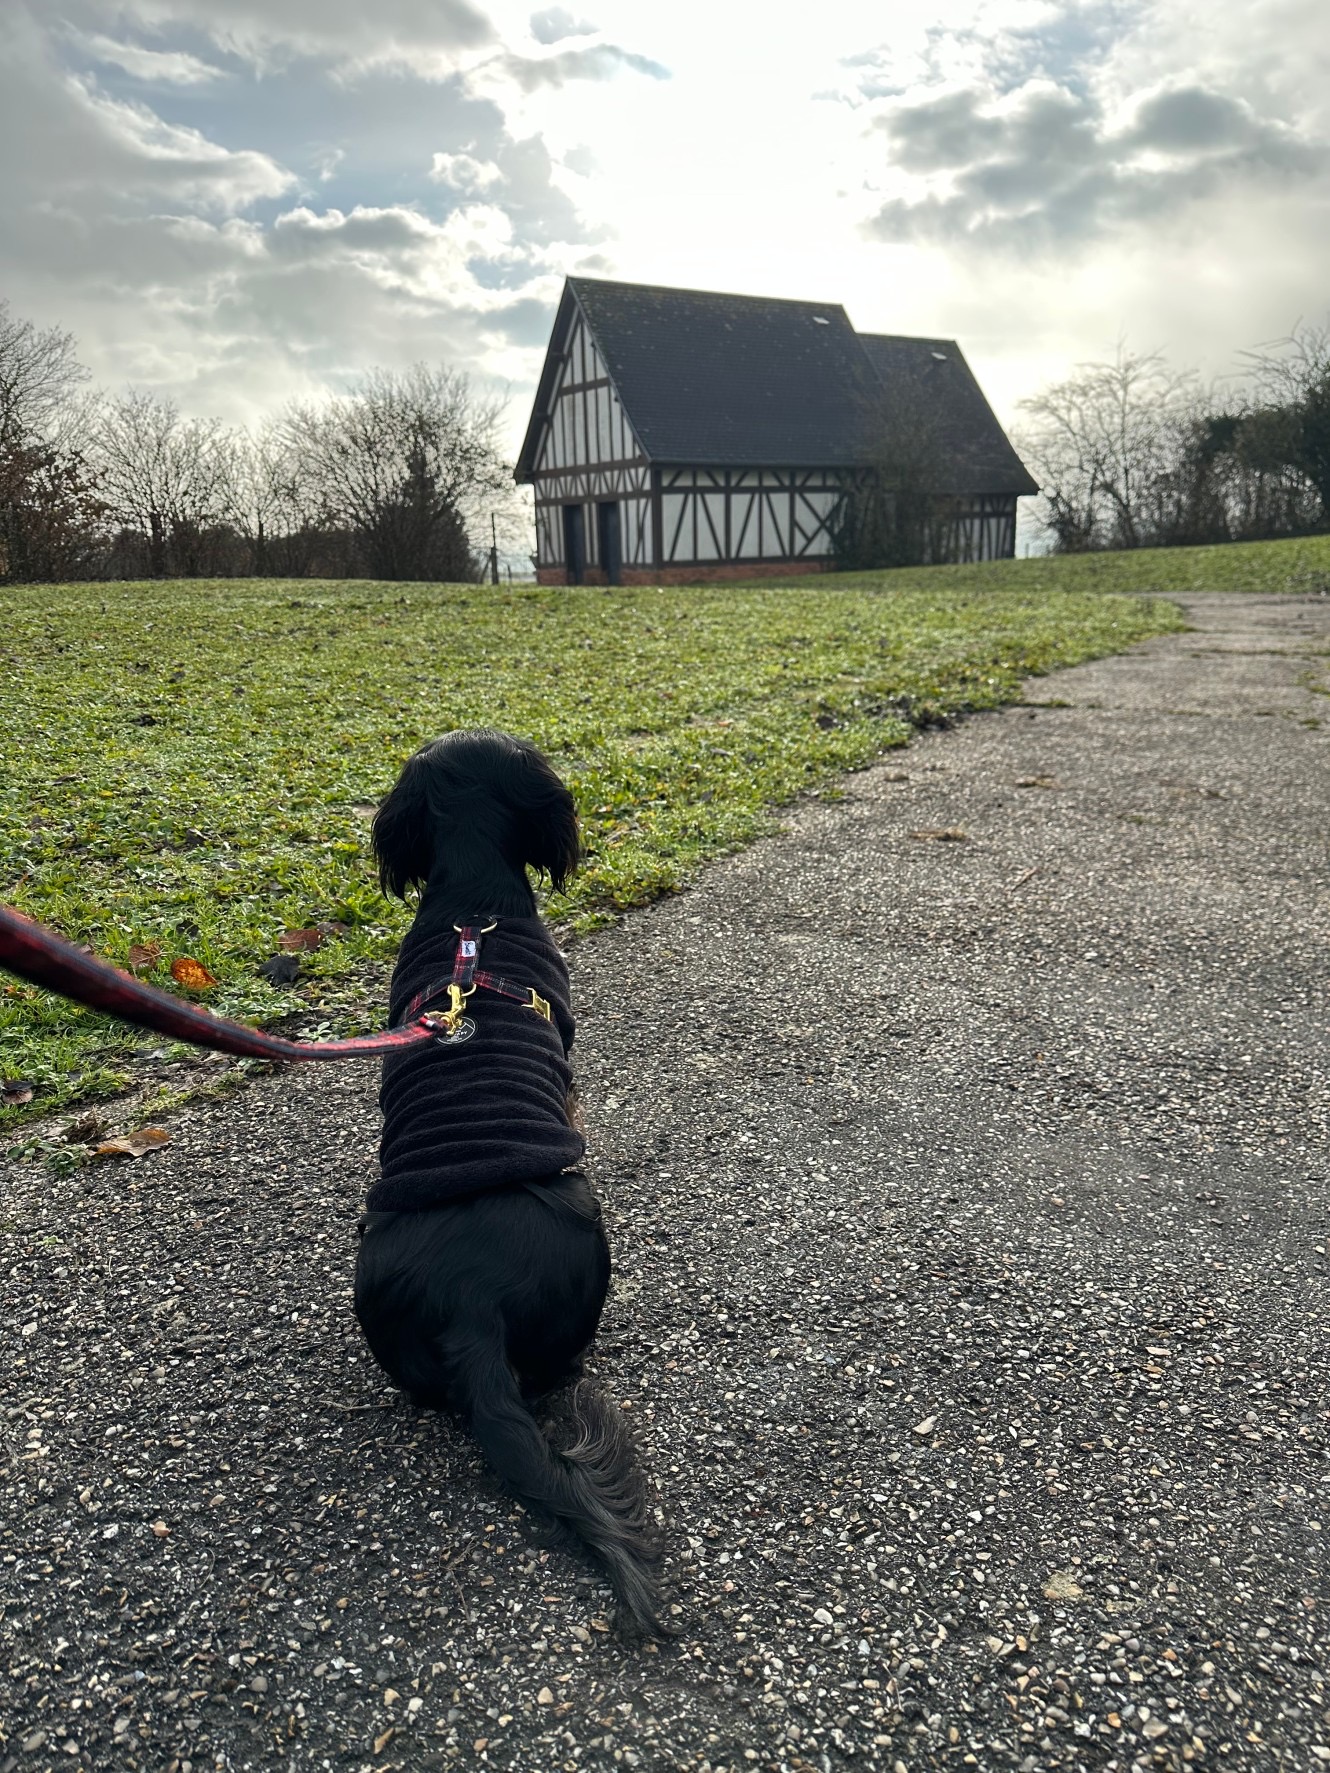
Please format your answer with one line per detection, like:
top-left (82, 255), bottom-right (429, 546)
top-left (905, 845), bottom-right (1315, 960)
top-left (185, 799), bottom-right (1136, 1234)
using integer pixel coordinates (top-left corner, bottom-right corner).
top-left (354, 728), bottom-right (663, 1633)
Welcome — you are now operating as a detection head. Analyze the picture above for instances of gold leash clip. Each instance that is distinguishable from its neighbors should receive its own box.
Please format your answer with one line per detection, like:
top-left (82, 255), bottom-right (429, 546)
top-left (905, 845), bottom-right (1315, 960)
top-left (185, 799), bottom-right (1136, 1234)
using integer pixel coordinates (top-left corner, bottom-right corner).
top-left (438, 982), bottom-right (475, 1033)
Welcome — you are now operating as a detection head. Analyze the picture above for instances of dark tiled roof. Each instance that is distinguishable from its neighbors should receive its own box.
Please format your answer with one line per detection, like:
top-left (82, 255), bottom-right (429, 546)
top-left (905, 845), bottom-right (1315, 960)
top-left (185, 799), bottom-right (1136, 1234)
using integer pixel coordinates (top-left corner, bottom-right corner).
top-left (569, 279), bottom-right (870, 467)
top-left (515, 277), bottom-right (1037, 495)
top-left (856, 334), bottom-right (1038, 497)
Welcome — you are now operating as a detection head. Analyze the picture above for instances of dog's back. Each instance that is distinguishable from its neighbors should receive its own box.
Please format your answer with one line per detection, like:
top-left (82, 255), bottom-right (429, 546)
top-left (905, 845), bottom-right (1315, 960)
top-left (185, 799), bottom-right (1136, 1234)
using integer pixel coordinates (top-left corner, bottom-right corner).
top-left (372, 916), bottom-right (585, 1212)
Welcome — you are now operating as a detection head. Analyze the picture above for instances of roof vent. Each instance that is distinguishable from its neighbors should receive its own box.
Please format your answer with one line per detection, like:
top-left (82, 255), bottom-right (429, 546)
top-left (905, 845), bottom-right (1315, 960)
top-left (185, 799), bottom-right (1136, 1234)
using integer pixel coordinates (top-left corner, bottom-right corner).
top-left (813, 315), bottom-right (830, 325)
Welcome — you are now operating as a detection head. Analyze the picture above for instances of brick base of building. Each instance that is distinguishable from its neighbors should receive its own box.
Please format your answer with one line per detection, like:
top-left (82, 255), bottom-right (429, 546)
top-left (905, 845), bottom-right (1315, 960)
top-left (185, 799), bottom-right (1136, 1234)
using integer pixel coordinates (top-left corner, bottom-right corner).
top-left (535, 558), bottom-right (836, 587)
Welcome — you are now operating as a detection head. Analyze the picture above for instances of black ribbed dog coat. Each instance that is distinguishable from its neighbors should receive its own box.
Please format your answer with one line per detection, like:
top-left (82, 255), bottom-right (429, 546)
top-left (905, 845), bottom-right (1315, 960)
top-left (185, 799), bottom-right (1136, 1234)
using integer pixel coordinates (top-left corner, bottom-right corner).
top-left (370, 917), bottom-right (585, 1211)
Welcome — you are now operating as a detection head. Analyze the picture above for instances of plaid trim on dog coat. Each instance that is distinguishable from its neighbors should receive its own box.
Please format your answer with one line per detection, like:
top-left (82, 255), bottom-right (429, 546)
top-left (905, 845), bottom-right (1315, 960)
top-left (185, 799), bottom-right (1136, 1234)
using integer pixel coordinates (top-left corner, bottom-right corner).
top-left (369, 918), bottom-right (585, 1211)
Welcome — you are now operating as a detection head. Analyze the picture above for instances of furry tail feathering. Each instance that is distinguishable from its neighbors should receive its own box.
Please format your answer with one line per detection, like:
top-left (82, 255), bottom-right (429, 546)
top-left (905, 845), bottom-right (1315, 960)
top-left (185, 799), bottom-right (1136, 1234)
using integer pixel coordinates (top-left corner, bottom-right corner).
top-left (443, 1326), bottom-right (666, 1636)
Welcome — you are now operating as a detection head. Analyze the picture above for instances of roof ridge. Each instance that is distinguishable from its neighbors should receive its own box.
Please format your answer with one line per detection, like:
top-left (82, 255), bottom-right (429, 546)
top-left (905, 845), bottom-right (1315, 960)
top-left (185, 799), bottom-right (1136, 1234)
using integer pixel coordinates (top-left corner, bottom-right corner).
top-left (569, 276), bottom-right (850, 317)
top-left (858, 330), bottom-right (959, 348)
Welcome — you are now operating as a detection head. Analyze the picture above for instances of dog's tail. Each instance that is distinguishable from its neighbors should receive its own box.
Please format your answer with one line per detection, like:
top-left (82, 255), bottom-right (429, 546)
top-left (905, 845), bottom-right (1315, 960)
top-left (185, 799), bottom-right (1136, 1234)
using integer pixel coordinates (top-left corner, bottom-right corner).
top-left (445, 1327), bottom-right (666, 1636)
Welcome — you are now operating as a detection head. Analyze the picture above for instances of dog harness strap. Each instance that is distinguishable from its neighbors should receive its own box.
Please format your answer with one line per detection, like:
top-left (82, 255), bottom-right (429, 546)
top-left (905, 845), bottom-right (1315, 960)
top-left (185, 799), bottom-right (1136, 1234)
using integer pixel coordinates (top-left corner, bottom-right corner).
top-left (473, 968), bottom-right (553, 1022)
top-left (397, 924), bottom-right (553, 1029)
top-left (397, 923), bottom-right (484, 1027)
top-left (452, 926), bottom-right (483, 989)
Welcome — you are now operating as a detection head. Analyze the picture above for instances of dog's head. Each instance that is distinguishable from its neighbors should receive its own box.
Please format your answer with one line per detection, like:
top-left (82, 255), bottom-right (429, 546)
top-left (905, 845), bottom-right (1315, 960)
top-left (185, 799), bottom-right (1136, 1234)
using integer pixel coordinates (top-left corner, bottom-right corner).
top-left (372, 728), bottom-right (580, 900)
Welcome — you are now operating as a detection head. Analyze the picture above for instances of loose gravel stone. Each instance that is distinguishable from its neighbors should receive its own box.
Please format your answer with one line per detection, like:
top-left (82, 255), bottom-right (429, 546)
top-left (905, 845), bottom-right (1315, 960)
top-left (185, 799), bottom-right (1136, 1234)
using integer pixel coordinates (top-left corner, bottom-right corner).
top-left (2, 590), bottom-right (1327, 1772)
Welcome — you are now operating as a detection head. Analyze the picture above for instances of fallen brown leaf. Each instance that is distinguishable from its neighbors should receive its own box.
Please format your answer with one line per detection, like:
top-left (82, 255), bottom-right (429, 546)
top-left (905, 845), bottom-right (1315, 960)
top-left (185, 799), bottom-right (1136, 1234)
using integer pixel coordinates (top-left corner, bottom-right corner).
top-left (2, 1079), bottom-right (35, 1107)
top-left (95, 1126), bottom-right (171, 1159)
top-left (908, 827), bottom-right (968, 842)
top-left (170, 956), bottom-right (217, 990)
top-left (278, 927), bottom-right (324, 952)
top-left (127, 941), bottom-right (161, 972)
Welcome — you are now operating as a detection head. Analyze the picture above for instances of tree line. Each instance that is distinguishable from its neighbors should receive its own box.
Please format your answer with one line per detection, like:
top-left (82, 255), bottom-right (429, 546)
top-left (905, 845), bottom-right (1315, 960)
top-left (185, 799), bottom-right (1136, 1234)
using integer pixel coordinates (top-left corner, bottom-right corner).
top-left (831, 321), bottom-right (1330, 568)
top-left (0, 298), bottom-right (528, 585)
top-left (7, 294), bottom-right (1327, 583)
top-left (1016, 329), bottom-right (1330, 553)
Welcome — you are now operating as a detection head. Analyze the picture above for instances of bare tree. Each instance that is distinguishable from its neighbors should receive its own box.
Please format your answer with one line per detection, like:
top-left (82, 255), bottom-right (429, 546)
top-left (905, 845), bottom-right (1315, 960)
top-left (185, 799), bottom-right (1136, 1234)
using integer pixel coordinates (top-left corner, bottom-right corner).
top-left (0, 300), bottom-right (106, 581)
top-left (1017, 345), bottom-right (1204, 551)
top-left (219, 421), bottom-right (329, 576)
top-left (90, 390), bottom-right (237, 576)
top-left (0, 299), bottom-right (90, 449)
top-left (281, 364), bottom-right (507, 580)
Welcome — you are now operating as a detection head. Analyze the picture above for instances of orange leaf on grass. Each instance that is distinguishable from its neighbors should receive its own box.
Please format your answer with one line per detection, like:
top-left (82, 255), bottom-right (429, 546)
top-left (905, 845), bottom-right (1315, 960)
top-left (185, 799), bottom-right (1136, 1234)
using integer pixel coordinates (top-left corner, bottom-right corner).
top-left (170, 957), bottom-right (217, 990)
top-left (278, 927), bottom-right (324, 952)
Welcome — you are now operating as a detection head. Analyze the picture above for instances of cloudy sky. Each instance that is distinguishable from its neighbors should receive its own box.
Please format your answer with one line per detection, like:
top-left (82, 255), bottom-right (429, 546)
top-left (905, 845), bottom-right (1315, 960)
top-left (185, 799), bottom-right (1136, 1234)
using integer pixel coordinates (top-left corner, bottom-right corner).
top-left (3, 0), bottom-right (1327, 456)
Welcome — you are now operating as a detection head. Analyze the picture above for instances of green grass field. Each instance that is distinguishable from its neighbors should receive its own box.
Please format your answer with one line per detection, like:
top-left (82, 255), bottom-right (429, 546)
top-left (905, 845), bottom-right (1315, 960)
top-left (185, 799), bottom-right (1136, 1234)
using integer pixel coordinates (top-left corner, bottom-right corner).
top-left (3, 532), bottom-right (1327, 1127)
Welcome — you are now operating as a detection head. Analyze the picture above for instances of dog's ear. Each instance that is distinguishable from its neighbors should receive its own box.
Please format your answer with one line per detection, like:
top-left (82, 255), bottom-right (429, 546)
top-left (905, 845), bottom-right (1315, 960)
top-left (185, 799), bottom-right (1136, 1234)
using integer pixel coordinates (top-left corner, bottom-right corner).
top-left (502, 744), bottom-right (581, 892)
top-left (372, 748), bottom-right (435, 899)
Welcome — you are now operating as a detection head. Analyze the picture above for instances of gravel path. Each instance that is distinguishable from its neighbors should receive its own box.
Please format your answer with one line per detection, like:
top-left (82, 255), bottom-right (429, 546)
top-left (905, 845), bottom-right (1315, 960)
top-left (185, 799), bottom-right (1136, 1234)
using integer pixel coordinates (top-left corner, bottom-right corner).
top-left (3, 590), bottom-right (1328, 1773)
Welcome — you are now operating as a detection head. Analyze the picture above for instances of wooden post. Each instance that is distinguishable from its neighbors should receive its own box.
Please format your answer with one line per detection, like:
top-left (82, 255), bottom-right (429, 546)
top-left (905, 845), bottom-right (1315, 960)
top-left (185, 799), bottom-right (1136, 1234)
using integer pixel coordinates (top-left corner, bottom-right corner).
top-left (490, 513), bottom-right (499, 585)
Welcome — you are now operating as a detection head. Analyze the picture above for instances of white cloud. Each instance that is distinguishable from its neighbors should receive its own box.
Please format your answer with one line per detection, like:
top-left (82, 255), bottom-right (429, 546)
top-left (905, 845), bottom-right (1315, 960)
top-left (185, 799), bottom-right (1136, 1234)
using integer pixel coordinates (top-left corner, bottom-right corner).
top-left (0, 9), bottom-right (562, 430)
top-left (864, 77), bottom-right (1327, 250)
top-left (75, 82), bottom-right (296, 210)
top-left (0, 13), bottom-right (293, 216)
top-left (74, 31), bottom-right (224, 84)
top-left (481, 42), bottom-right (669, 94)
top-left (84, 0), bottom-right (494, 74)
top-left (430, 150), bottom-right (506, 194)
top-left (528, 7), bottom-right (598, 45)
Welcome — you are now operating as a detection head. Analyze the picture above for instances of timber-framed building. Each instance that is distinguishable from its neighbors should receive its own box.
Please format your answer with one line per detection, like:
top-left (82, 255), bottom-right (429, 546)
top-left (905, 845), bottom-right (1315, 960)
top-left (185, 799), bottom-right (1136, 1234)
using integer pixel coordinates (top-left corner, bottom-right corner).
top-left (515, 277), bottom-right (1037, 585)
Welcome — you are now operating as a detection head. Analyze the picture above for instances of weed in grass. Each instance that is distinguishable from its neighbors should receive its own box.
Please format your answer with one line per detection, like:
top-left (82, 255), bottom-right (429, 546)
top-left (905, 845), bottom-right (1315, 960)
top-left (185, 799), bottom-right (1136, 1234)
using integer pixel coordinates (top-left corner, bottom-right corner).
top-left (4, 533), bottom-right (1326, 1120)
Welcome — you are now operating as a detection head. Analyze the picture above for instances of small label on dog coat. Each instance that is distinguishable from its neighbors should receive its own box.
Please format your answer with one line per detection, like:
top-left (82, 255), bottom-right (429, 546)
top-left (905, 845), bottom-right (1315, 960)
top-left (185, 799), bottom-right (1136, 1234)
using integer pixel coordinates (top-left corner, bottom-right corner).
top-left (440, 1016), bottom-right (476, 1043)
top-left (461, 940), bottom-right (478, 958)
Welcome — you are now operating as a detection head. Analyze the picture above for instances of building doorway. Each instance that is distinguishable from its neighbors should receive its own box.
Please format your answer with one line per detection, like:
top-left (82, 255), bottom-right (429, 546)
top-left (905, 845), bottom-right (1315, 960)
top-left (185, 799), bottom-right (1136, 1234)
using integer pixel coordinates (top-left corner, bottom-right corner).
top-left (596, 501), bottom-right (622, 586)
top-left (562, 504), bottom-right (586, 584)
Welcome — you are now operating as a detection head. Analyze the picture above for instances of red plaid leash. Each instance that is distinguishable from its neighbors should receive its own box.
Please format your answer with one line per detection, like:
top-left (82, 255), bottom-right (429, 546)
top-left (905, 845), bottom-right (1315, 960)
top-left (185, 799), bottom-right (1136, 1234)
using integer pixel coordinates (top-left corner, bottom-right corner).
top-left (0, 903), bottom-right (445, 1063)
